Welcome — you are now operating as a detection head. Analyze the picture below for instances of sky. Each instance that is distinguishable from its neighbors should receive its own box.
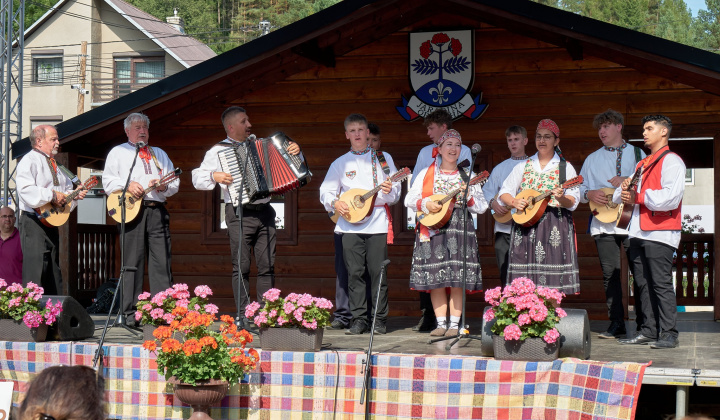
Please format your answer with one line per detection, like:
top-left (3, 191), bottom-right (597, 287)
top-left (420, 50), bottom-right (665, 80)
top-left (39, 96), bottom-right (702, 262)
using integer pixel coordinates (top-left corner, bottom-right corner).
top-left (685, 0), bottom-right (707, 16)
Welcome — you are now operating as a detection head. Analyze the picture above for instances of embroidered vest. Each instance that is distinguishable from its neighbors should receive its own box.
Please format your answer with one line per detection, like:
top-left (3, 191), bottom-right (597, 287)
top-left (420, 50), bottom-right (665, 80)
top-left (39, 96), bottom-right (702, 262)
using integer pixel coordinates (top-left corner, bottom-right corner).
top-left (636, 146), bottom-right (682, 231)
top-left (519, 160), bottom-right (561, 207)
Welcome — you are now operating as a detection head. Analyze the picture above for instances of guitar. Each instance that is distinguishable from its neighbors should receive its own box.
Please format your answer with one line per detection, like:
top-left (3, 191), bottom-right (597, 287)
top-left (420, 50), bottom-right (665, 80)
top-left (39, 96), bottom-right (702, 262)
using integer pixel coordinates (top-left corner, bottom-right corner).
top-left (332, 167), bottom-right (411, 224)
top-left (588, 187), bottom-right (621, 223)
top-left (615, 168), bottom-right (643, 230)
top-left (416, 170), bottom-right (490, 229)
top-left (491, 194), bottom-right (513, 224)
top-left (35, 176), bottom-right (99, 227)
top-left (106, 168), bottom-right (182, 223)
top-left (511, 175), bottom-right (584, 227)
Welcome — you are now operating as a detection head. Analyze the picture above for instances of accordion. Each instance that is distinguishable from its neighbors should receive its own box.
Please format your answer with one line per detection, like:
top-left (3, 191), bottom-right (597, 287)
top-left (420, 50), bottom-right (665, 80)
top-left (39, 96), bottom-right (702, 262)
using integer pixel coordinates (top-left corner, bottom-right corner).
top-left (218, 132), bottom-right (312, 206)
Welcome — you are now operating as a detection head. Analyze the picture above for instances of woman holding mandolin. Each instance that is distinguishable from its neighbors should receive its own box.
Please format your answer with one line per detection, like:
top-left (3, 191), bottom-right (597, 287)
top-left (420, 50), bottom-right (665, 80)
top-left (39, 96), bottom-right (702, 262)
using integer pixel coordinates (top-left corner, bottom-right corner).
top-left (498, 119), bottom-right (581, 294)
top-left (405, 129), bottom-right (488, 337)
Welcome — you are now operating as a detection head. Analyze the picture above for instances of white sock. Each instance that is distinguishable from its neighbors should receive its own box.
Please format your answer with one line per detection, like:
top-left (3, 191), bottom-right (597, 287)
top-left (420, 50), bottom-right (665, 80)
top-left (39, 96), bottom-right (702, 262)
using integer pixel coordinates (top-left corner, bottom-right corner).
top-left (449, 316), bottom-right (461, 329)
top-left (437, 318), bottom-right (447, 329)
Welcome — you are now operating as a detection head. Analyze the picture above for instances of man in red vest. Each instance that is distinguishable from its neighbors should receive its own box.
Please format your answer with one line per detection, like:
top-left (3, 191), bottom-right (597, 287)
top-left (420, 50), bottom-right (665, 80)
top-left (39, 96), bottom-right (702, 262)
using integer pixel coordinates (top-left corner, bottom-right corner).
top-left (613, 115), bottom-right (685, 349)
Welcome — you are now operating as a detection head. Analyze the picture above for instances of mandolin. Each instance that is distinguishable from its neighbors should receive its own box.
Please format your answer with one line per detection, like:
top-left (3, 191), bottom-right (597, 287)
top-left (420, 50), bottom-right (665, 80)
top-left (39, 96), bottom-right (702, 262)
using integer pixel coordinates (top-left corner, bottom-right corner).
top-left (511, 175), bottom-right (584, 227)
top-left (588, 187), bottom-right (621, 223)
top-left (106, 168), bottom-right (182, 223)
top-left (35, 176), bottom-right (99, 227)
top-left (615, 168), bottom-right (643, 230)
top-left (416, 170), bottom-right (490, 229)
top-left (332, 167), bottom-right (411, 224)
top-left (491, 193), bottom-right (513, 224)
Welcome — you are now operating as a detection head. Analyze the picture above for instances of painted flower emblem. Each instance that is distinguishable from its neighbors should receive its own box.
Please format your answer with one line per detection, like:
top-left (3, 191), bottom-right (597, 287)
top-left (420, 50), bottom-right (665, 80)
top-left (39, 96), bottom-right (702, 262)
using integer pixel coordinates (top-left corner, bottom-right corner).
top-left (431, 33), bottom-right (450, 44)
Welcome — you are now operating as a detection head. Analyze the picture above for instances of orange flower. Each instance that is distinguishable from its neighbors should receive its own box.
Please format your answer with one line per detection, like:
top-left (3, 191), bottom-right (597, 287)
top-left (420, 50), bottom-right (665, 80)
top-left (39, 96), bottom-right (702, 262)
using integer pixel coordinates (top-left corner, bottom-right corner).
top-left (161, 339), bottom-right (182, 353)
top-left (248, 348), bottom-right (259, 360)
top-left (170, 320), bottom-right (180, 330)
top-left (142, 340), bottom-right (157, 351)
top-left (172, 306), bottom-right (188, 317)
top-left (199, 336), bottom-right (218, 350)
top-left (220, 314), bottom-right (234, 324)
top-left (154, 326), bottom-right (172, 339)
top-left (182, 339), bottom-right (202, 356)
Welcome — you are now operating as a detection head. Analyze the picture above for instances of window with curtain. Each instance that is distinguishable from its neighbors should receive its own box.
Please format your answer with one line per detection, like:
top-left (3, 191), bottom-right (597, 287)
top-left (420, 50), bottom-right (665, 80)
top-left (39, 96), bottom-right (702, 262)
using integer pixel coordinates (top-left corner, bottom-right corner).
top-left (33, 55), bottom-right (63, 84)
top-left (113, 56), bottom-right (165, 98)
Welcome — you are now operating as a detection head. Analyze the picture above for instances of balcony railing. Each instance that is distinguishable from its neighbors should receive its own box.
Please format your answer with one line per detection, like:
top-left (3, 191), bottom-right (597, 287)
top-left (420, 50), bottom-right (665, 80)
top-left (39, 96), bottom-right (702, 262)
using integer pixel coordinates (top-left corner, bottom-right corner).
top-left (674, 233), bottom-right (714, 306)
top-left (91, 78), bottom-right (157, 103)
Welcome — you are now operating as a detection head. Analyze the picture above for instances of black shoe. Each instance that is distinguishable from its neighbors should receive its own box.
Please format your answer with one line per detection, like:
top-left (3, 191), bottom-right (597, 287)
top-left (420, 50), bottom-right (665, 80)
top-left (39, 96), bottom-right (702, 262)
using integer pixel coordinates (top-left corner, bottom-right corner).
top-left (235, 317), bottom-right (255, 331)
top-left (598, 321), bottom-right (626, 339)
top-left (412, 315), bottom-right (437, 332)
top-left (124, 317), bottom-right (139, 328)
top-left (328, 319), bottom-right (349, 330)
top-left (373, 321), bottom-right (387, 335)
top-left (345, 319), bottom-right (368, 335)
top-left (618, 332), bottom-right (656, 345)
top-left (650, 333), bottom-right (679, 349)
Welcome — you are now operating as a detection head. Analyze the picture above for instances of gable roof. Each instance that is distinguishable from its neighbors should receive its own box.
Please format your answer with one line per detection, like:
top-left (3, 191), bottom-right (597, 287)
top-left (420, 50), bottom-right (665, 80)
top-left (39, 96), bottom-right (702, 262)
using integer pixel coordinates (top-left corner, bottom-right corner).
top-left (15, 0), bottom-right (720, 160)
top-left (23, 0), bottom-right (215, 68)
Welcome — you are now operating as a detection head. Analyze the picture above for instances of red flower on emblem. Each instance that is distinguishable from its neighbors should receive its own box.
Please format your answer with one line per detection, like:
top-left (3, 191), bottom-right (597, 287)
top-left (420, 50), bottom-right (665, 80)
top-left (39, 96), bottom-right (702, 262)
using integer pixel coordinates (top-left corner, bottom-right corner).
top-left (450, 38), bottom-right (462, 56)
top-left (419, 41), bottom-right (432, 59)
top-left (431, 33), bottom-right (450, 44)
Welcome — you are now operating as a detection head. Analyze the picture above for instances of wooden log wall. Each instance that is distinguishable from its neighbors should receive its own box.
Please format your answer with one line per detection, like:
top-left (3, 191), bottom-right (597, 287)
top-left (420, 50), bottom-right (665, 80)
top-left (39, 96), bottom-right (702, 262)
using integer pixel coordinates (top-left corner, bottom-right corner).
top-left (144, 17), bottom-right (720, 319)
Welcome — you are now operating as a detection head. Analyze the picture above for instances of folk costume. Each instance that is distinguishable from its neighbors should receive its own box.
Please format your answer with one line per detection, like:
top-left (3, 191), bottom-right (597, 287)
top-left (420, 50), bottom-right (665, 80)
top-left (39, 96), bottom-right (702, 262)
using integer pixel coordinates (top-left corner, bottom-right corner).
top-left (17, 149), bottom-right (76, 294)
top-left (406, 155), bottom-right (487, 292)
top-left (482, 155), bottom-right (528, 286)
top-left (192, 138), bottom-right (277, 322)
top-left (498, 120), bottom-right (580, 294)
top-left (580, 141), bottom-right (646, 333)
top-left (103, 142), bottom-right (179, 321)
top-left (613, 145), bottom-right (685, 344)
top-left (319, 146), bottom-right (401, 328)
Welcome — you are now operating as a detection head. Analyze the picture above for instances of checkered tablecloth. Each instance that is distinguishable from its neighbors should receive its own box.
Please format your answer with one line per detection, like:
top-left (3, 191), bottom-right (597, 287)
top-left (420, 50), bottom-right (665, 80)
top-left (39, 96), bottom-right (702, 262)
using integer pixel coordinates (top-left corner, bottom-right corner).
top-left (0, 341), bottom-right (647, 419)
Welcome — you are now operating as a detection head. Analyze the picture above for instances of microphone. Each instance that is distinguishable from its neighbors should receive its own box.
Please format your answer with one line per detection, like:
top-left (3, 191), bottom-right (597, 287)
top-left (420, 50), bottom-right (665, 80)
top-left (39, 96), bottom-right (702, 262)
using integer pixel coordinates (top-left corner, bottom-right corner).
top-left (135, 141), bottom-right (146, 148)
top-left (471, 143), bottom-right (482, 155)
top-left (246, 134), bottom-right (256, 142)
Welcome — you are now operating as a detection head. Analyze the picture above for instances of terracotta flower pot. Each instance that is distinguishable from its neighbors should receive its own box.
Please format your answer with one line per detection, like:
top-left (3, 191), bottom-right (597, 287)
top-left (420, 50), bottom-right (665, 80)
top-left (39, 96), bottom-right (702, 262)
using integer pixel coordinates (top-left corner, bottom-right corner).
top-left (170, 377), bottom-right (229, 420)
top-left (492, 335), bottom-right (559, 361)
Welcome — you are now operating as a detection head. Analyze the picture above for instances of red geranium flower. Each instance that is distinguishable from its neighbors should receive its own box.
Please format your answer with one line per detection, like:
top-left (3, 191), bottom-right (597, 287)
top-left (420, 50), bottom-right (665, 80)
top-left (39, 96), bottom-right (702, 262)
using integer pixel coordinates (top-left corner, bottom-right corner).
top-left (420, 41), bottom-right (432, 59)
top-left (450, 38), bottom-right (462, 56)
top-left (431, 33), bottom-right (450, 44)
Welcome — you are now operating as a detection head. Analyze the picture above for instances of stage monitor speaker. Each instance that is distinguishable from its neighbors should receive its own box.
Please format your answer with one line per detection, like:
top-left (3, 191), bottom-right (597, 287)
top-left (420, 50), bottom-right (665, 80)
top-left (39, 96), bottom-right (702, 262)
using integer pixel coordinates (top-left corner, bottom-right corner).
top-left (40, 295), bottom-right (95, 341)
top-left (480, 306), bottom-right (591, 360)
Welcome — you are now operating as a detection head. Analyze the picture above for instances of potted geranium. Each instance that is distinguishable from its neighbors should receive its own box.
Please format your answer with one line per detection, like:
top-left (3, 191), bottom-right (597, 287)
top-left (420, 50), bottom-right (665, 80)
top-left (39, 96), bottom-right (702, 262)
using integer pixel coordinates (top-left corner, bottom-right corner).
top-left (483, 277), bottom-right (567, 361)
top-left (135, 284), bottom-right (218, 341)
top-left (143, 304), bottom-right (258, 420)
top-left (245, 288), bottom-right (333, 352)
top-left (0, 279), bottom-right (63, 342)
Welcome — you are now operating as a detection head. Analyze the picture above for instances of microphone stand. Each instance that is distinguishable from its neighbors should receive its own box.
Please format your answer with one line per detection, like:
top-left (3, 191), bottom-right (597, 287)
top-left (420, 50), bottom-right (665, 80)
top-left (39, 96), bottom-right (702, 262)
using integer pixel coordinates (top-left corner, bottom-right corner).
top-left (428, 149), bottom-right (483, 350)
top-left (233, 140), bottom-right (253, 331)
top-left (94, 143), bottom-right (143, 369)
top-left (360, 259), bottom-right (391, 418)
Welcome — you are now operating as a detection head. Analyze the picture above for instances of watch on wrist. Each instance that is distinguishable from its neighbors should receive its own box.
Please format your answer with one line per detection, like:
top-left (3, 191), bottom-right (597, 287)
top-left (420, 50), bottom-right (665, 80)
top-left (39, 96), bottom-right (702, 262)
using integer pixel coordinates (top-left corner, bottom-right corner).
top-left (583, 190), bottom-right (589, 201)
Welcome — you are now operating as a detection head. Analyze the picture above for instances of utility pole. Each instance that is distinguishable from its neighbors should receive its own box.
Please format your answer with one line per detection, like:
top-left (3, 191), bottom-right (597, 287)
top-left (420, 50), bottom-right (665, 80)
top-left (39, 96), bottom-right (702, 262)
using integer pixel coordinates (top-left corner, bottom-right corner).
top-left (0, 0), bottom-right (23, 208)
top-left (77, 41), bottom-right (87, 115)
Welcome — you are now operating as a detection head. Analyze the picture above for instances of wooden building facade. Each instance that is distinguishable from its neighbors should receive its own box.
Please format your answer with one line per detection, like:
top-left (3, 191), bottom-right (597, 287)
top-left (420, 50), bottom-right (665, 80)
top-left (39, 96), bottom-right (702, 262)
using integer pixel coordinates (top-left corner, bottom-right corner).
top-left (48, 0), bottom-right (720, 318)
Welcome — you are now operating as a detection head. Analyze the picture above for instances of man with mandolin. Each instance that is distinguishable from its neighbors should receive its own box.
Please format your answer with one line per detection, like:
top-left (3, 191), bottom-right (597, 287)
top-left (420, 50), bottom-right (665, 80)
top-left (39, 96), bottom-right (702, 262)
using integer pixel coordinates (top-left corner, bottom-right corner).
top-left (613, 115), bottom-right (685, 349)
top-left (320, 114), bottom-right (402, 335)
top-left (579, 109), bottom-right (646, 340)
top-left (482, 125), bottom-right (529, 287)
top-left (498, 119), bottom-right (581, 295)
top-left (405, 129), bottom-right (488, 337)
top-left (102, 113), bottom-right (179, 326)
top-left (16, 125), bottom-right (88, 295)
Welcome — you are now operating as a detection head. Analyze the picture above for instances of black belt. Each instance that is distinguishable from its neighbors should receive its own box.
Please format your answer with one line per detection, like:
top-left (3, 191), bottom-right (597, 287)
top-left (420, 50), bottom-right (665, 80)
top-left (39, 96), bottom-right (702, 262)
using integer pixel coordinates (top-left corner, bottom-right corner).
top-left (241, 203), bottom-right (269, 211)
top-left (143, 201), bottom-right (166, 208)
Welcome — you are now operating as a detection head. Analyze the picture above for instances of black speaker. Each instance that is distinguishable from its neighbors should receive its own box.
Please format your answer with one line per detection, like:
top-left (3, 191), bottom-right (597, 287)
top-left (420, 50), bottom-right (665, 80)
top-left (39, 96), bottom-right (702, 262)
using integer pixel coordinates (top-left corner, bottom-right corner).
top-left (480, 306), bottom-right (591, 359)
top-left (40, 295), bottom-right (95, 341)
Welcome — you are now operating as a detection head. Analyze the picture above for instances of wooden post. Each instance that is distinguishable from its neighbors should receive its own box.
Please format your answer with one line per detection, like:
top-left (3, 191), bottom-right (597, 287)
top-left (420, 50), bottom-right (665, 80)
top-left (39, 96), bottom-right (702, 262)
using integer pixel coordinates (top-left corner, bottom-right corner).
top-left (56, 152), bottom-right (79, 298)
top-left (77, 41), bottom-right (87, 115)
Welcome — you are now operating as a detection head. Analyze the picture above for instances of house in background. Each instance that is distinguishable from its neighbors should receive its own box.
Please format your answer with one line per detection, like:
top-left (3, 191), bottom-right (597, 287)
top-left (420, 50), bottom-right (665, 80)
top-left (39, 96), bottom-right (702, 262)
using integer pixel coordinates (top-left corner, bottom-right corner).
top-left (15, 0), bottom-right (216, 138)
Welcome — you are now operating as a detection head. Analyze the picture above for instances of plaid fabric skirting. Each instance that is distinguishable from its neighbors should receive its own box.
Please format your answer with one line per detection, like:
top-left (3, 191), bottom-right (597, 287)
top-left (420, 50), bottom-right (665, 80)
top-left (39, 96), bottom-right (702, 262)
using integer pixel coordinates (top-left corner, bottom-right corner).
top-left (507, 206), bottom-right (580, 294)
top-left (410, 208), bottom-right (482, 292)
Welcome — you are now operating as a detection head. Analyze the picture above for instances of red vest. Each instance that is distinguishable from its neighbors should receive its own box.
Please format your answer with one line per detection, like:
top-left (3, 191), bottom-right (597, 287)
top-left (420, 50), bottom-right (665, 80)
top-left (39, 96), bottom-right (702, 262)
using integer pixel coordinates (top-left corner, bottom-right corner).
top-left (636, 145), bottom-right (682, 231)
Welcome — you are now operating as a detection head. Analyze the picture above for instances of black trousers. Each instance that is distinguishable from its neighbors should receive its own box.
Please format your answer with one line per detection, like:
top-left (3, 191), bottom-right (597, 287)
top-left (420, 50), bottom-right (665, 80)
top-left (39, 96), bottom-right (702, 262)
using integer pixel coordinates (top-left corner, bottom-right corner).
top-left (494, 232), bottom-right (511, 287)
top-left (227, 204), bottom-right (276, 317)
top-left (20, 212), bottom-right (62, 295)
top-left (627, 237), bottom-right (678, 339)
top-left (594, 234), bottom-right (631, 323)
top-left (342, 232), bottom-right (388, 323)
top-left (333, 233), bottom-right (372, 325)
top-left (121, 205), bottom-right (173, 317)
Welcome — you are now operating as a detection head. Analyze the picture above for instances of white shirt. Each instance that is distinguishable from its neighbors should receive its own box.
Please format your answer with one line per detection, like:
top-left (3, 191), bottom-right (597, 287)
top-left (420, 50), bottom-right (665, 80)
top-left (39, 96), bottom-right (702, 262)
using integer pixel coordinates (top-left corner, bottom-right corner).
top-left (191, 139), bottom-right (271, 205)
top-left (102, 143), bottom-right (179, 202)
top-left (405, 165), bottom-right (488, 213)
top-left (612, 153), bottom-right (685, 248)
top-left (17, 149), bottom-right (76, 213)
top-left (319, 150), bottom-right (401, 234)
top-left (482, 157), bottom-right (527, 234)
top-left (579, 144), bottom-right (646, 236)
top-left (411, 143), bottom-right (472, 186)
top-left (498, 153), bottom-right (580, 211)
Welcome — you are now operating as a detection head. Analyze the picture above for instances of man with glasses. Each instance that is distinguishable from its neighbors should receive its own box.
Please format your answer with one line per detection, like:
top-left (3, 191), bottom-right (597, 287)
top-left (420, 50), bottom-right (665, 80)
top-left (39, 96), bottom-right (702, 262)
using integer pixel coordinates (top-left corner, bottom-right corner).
top-left (0, 206), bottom-right (22, 284)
